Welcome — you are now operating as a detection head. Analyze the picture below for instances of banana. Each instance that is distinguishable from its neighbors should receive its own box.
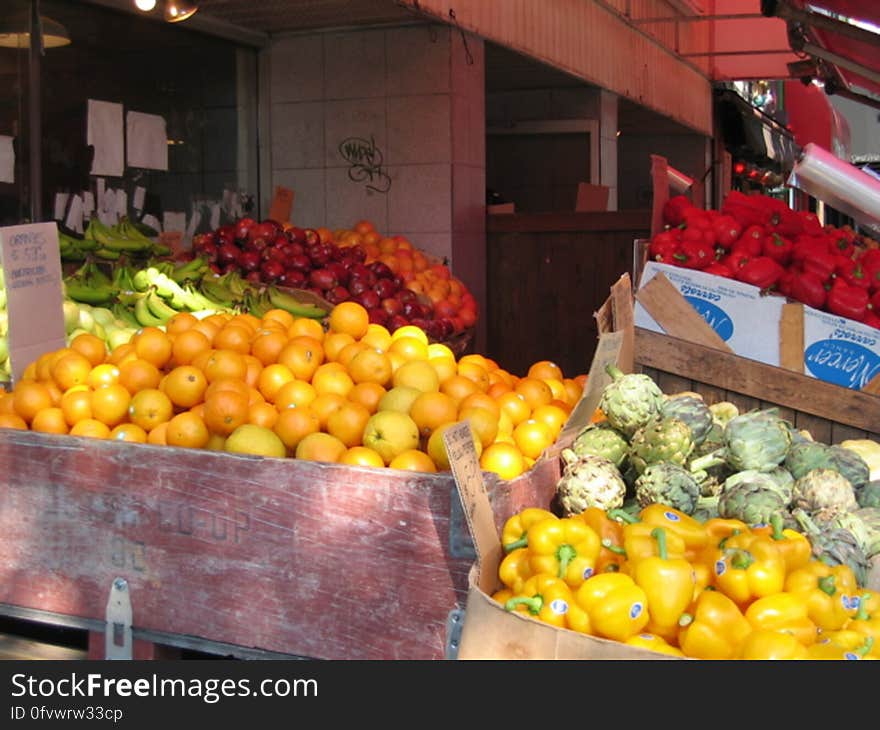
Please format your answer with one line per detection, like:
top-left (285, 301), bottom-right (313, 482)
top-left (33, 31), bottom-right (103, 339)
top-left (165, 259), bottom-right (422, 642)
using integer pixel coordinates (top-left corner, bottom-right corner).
top-left (170, 256), bottom-right (210, 284)
top-left (84, 262), bottom-right (115, 290)
top-left (266, 285), bottom-right (329, 320)
top-left (134, 293), bottom-right (166, 328)
top-left (63, 280), bottom-right (116, 306)
top-left (154, 261), bottom-right (176, 277)
top-left (132, 269), bottom-right (153, 292)
top-left (118, 217), bottom-right (155, 245)
top-left (222, 271), bottom-right (249, 298)
top-left (245, 289), bottom-right (272, 319)
top-left (182, 283), bottom-right (220, 312)
top-left (199, 275), bottom-right (237, 308)
top-left (113, 300), bottom-right (141, 329)
top-left (145, 289), bottom-right (178, 324)
top-left (146, 268), bottom-right (191, 309)
top-left (93, 247), bottom-right (123, 261)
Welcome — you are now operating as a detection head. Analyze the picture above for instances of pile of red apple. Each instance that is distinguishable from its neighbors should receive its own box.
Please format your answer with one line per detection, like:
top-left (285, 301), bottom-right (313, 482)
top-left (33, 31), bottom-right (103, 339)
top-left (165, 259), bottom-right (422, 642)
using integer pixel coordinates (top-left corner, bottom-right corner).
top-left (186, 217), bottom-right (467, 341)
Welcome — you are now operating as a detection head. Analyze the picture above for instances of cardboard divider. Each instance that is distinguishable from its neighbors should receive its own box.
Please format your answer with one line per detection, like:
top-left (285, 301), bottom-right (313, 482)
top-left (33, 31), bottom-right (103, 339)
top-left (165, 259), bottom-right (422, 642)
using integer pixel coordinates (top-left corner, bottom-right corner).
top-left (779, 303), bottom-right (805, 373)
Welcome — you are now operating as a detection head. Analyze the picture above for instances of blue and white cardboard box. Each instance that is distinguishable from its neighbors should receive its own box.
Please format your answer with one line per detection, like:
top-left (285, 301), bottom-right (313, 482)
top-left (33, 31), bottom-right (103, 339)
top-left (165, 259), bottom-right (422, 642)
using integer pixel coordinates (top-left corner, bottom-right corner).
top-left (634, 261), bottom-right (880, 391)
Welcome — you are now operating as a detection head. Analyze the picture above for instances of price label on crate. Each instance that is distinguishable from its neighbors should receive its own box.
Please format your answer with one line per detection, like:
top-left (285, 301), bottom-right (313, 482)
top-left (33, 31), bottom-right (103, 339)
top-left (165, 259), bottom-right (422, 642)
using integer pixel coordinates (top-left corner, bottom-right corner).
top-left (0, 222), bottom-right (66, 384)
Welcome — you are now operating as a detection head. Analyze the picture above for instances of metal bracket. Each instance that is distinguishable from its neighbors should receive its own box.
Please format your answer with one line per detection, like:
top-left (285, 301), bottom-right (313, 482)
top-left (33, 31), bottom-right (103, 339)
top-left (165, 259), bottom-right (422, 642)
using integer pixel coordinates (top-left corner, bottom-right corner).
top-left (104, 578), bottom-right (133, 660)
top-left (445, 608), bottom-right (465, 660)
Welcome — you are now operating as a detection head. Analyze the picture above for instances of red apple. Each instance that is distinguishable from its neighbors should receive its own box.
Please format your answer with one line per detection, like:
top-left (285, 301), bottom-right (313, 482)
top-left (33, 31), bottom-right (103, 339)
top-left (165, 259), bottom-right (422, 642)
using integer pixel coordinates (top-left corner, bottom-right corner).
top-left (279, 268), bottom-right (307, 288)
top-left (373, 278), bottom-right (397, 300)
top-left (234, 218), bottom-right (256, 242)
top-left (238, 250), bottom-right (261, 272)
top-left (244, 270), bottom-right (263, 284)
top-left (260, 259), bottom-right (285, 282)
top-left (388, 314), bottom-right (409, 332)
top-left (381, 297), bottom-right (402, 316)
top-left (356, 289), bottom-right (381, 310)
top-left (367, 307), bottom-right (389, 326)
top-left (287, 226), bottom-right (307, 244)
top-left (217, 241), bottom-right (242, 265)
top-left (324, 285), bottom-right (351, 304)
top-left (309, 267), bottom-right (337, 291)
top-left (289, 253), bottom-right (312, 272)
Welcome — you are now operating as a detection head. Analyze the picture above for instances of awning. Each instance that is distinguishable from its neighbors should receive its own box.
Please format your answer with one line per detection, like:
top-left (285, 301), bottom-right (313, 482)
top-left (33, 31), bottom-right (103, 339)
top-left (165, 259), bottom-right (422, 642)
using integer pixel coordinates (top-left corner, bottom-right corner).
top-left (782, 79), bottom-right (852, 157)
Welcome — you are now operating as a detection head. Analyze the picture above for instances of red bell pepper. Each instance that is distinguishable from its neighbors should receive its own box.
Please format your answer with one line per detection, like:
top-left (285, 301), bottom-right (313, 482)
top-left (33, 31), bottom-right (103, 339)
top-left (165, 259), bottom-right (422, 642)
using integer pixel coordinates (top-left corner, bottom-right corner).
top-left (712, 215), bottom-right (743, 250)
top-left (721, 250), bottom-right (751, 274)
top-left (788, 270), bottom-right (828, 310)
top-left (733, 224), bottom-right (766, 257)
top-left (762, 232), bottom-right (793, 265)
top-left (765, 205), bottom-right (804, 238)
top-left (863, 311), bottom-right (880, 330)
top-left (649, 230), bottom-right (682, 263)
top-left (703, 262), bottom-right (734, 279)
top-left (776, 268), bottom-right (796, 298)
top-left (860, 254), bottom-right (880, 292)
top-left (872, 289), bottom-right (880, 313)
top-left (676, 239), bottom-right (715, 269)
top-left (735, 256), bottom-right (784, 290)
top-left (836, 257), bottom-right (872, 291)
top-left (827, 278), bottom-right (869, 322)
top-left (663, 195), bottom-right (695, 227)
top-left (827, 227), bottom-right (857, 258)
top-left (798, 211), bottom-right (824, 236)
top-left (799, 249), bottom-right (838, 283)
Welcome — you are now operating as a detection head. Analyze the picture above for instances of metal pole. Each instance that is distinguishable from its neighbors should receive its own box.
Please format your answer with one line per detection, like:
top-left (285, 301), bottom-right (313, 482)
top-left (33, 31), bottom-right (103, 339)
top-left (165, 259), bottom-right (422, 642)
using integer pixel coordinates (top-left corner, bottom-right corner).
top-left (28, 0), bottom-right (42, 222)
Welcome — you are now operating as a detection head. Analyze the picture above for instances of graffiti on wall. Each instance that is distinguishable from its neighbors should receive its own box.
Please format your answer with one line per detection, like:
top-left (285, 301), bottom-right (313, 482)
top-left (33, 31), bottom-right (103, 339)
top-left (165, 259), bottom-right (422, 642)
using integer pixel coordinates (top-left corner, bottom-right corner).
top-left (338, 135), bottom-right (391, 194)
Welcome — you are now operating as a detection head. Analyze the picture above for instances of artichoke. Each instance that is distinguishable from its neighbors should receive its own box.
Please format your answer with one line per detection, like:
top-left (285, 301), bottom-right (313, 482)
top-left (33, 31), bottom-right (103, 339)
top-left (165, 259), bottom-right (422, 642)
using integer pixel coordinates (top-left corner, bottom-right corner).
top-left (694, 421), bottom-right (724, 457)
top-left (633, 461), bottom-right (702, 513)
top-left (723, 469), bottom-right (792, 506)
top-left (853, 507), bottom-right (880, 557)
top-left (556, 450), bottom-right (628, 516)
top-left (811, 507), bottom-right (874, 558)
top-left (723, 410), bottom-right (791, 472)
top-left (691, 495), bottom-right (721, 522)
top-left (628, 416), bottom-right (694, 476)
top-left (828, 445), bottom-right (870, 494)
top-left (858, 480), bottom-right (880, 509)
top-left (794, 508), bottom-right (872, 587)
top-left (708, 401), bottom-right (739, 428)
top-left (597, 364), bottom-right (664, 438)
top-left (784, 441), bottom-right (832, 480)
top-left (570, 422), bottom-right (629, 469)
top-left (791, 468), bottom-right (858, 513)
top-left (766, 466), bottom-right (796, 505)
top-left (660, 394), bottom-right (714, 446)
top-left (717, 479), bottom-right (788, 525)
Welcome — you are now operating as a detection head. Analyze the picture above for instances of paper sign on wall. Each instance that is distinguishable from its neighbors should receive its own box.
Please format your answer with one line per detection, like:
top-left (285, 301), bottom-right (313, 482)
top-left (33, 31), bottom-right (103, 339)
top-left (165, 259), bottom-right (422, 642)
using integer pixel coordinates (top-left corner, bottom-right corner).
top-left (126, 111), bottom-right (168, 171)
top-left (269, 186), bottom-right (294, 224)
top-left (87, 100), bottom-right (124, 177)
top-left (0, 136), bottom-right (14, 184)
top-left (0, 222), bottom-right (67, 384)
top-left (53, 193), bottom-right (69, 222)
top-left (65, 195), bottom-right (84, 234)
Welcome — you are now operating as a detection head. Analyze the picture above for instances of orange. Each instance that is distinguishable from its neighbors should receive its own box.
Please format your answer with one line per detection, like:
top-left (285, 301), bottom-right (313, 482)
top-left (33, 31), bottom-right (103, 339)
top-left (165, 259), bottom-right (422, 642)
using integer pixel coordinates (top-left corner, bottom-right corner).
top-left (543, 377), bottom-right (568, 404)
top-left (12, 381), bottom-right (53, 424)
top-left (295, 432), bottom-right (347, 463)
top-left (90, 383), bottom-right (132, 427)
top-left (30, 407), bottom-right (69, 435)
top-left (0, 392), bottom-right (16, 415)
top-left (427, 343), bottom-right (455, 360)
top-left (205, 432), bottom-right (227, 451)
top-left (261, 308), bottom-right (295, 331)
top-left (459, 391), bottom-right (501, 419)
top-left (311, 362), bottom-right (354, 398)
top-left (60, 387), bottom-right (94, 426)
top-left (127, 388), bottom-right (174, 431)
top-left (242, 354), bottom-right (263, 389)
top-left (201, 349), bottom-right (247, 383)
top-left (118, 359), bottom-right (162, 395)
top-left (527, 360), bottom-right (564, 382)
top-left (248, 401), bottom-right (279, 429)
top-left (480, 442), bottom-right (527, 481)
top-left (257, 363), bottom-right (295, 403)
top-left (170, 329), bottom-right (212, 367)
top-left (107, 341), bottom-right (137, 366)
top-left (212, 324), bottom-right (253, 355)
top-left (335, 341), bottom-right (370, 370)
top-left (273, 379), bottom-right (318, 411)
top-left (165, 411), bottom-right (210, 449)
top-left (69, 418), bottom-right (111, 439)
top-left (347, 382), bottom-right (386, 414)
top-left (512, 418), bottom-right (554, 461)
top-left (487, 381), bottom-right (512, 399)
top-left (339, 445), bottom-right (385, 468)
top-left (322, 332), bottom-right (355, 363)
top-left (87, 363), bottom-right (121, 389)
top-left (308, 392), bottom-right (346, 431)
top-left (202, 389), bottom-right (249, 436)
top-left (564, 378), bottom-right (585, 406)
top-left (392, 360), bottom-right (440, 394)
top-left (161, 365), bottom-right (208, 409)
top-left (496, 391), bottom-right (531, 427)
top-left (277, 336), bottom-right (325, 381)
top-left (390, 324), bottom-right (428, 345)
top-left (429, 357), bottom-right (458, 384)
top-left (388, 449), bottom-right (437, 473)
top-left (347, 348), bottom-right (392, 386)
top-left (69, 333), bottom-right (107, 368)
top-left (458, 405), bottom-right (500, 449)
top-left (50, 351), bottom-right (93, 391)
top-left (165, 311), bottom-right (199, 335)
top-left (377, 385), bottom-right (421, 414)
top-left (0, 412), bottom-right (28, 430)
top-left (327, 301), bottom-right (370, 339)
top-left (224, 424), bottom-right (287, 458)
top-left (287, 317), bottom-right (325, 342)
top-left (360, 323), bottom-right (392, 352)
top-left (34, 350), bottom-right (59, 382)
top-left (109, 423), bottom-right (148, 443)
top-left (326, 400), bottom-right (371, 448)
top-left (457, 360), bottom-right (490, 392)
top-left (514, 377), bottom-right (553, 410)
top-left (531, 403), bottom-right (570, 439)
top-left (44, 381), bottom-right (63, 407)
top-left (191, 318), bottom-right (221, 343)
top-left (388, 336), bottom-right (429, 362)
top-left (147, 421), bottom-right (168, 445)
top-left (409, 391), bottom-right (459, 439)
top-left (204, 377), bottom-right (251, 401)
top-left (250, 330), bottom-right (289, 366)
top-left (273, 407), bottom-right (320, 452)
top-left (229, 312), bottom-right (261, 334)
top-left (133, 327), bottom-right (173, 369)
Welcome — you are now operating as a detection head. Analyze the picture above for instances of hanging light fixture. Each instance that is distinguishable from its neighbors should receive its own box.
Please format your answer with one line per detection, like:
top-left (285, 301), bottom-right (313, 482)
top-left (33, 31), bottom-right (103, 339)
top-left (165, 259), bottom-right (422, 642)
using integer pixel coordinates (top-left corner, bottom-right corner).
top-left (0, 6), bottom-right (71, 49)
top-left (164, 0), bottom-right (199, 23)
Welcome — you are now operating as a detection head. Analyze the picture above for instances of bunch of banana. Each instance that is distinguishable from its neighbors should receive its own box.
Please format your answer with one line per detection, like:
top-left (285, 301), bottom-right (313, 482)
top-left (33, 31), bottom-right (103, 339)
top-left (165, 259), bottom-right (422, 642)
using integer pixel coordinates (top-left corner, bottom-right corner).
top-left (63, 261), bottom-right (118, 306)
top-left (58, 229), bottom-right (99, 262)
top-left (170, 256), bottom-right (212, 285)
top-left (132, 266), bottom-right (221, 314)
top-left (265, 284), bottom-right (329, 320)
top-left (83, 216), bottom-right (171, 262)
top-left (197, 271), bottom-right (243, 310)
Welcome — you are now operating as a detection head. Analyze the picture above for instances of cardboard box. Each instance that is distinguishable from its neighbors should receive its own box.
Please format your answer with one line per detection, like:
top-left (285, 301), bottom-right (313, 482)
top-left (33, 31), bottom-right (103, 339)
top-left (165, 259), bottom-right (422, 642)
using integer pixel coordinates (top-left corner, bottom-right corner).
top-left (634, 261), bottom-right (880, 391)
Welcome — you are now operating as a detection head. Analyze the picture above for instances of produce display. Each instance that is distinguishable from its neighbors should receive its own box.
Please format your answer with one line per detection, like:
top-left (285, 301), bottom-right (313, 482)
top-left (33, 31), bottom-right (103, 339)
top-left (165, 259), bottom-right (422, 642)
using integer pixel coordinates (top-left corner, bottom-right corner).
top-left (650, 191), bottom-right (880, 329)
top-left (59, 216), bottom-right (171, 262)
top-left (0, 299), bottom-right (586, 480)
top-left (490, 367), bottom-right (880, 659)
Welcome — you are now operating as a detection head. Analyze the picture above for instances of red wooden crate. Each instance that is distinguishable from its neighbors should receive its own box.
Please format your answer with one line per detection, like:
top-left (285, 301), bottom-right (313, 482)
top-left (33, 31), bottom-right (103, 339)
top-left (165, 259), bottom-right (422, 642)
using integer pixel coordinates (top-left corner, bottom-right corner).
top-left (0, 430), bottom-right (557, 660)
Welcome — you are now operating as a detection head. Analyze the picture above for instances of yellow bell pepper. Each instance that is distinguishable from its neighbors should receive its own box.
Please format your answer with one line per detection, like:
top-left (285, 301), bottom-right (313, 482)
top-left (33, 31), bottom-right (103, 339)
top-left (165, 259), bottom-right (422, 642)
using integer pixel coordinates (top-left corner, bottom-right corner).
top-left (691, 562), bottom-right (714, 600)
top-left (807, 632), bottom-right (876, 660)
top-left (703, 517), bottom-right (750, 544)
top-left (501, 508), bottom-right (558, 553)
top-left (845, 592), bottom-right (880, 654)
top-left (527, 517), bottom-right (601, 589)
top-left (638, 504), bottom-right (709, 558)
top-left (625, 632), bottom-right (686, 658)
top-left (677, 589), bottom-right (753, 659)
top-left (711, 534), bottom-right (786, 608)
top-left (503, 573), bottom-right (582, 630)
top-left (576, 506), bottom-right (626, 573)
top-left (737, 629), bottom-right (809, 659)
top-left (574, 572), bottom-right (649, 643)
top-left (743, 592), bottom-right (818, 647)
top-left (498, 547), bottom-right (534, 594)
top-left (633, 527), bottom-right (696, 633)
top-left (784, 560), bottom-right (859, 631)
top-left (750, 513), bottom-right (812, 573)
top-left (608, 508), bottom-right (687, 570)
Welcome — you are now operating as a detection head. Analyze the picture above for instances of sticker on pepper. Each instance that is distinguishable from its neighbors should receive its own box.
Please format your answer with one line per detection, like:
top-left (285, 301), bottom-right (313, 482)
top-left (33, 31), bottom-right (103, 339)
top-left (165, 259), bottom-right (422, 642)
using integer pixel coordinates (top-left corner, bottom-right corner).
top-left (549, 599), bottom-right (569, 615)
top-left (629, 602), bottom-right (645, 620)
top-left (582, 566), bottom-right (594, 580)
top-left (715, 560), bottom-right (726, 576)
top-left (663, 510), bottom-right (681, 523)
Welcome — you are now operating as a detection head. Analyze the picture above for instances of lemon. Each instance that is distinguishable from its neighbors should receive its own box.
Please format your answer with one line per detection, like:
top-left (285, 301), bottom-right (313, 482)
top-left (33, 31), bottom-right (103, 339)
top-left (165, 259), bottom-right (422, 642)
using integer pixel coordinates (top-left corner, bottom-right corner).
top-left (224, 424), bottom-right (286, 458)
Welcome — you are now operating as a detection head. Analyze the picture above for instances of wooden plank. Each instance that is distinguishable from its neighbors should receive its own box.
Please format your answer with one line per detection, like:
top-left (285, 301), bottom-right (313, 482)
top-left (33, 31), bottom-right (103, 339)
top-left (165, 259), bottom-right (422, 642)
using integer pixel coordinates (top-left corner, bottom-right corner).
top-left (656, 372), bottom-right (694, 397)
top-left (864, 373), bottom-right (880, 395)
top-left (610, 274), bottom-right (634, 374)
top-left (724, 392), bottom-right (761, 416)
top-left (829, 423), bottom-right (869, 444)
top-left (779, 303), bottom-right (805, 373)
top-left (634, 328), bottom-right (880, 437)
top-left (635, 274), bottom-right (734, 353)
top-left (795, 413), bottom-right (833, 445)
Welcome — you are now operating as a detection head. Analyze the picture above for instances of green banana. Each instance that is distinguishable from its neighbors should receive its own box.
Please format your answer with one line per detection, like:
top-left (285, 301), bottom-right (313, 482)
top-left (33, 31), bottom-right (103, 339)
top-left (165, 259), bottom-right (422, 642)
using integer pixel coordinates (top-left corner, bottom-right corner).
top-left (182, 283), bottom-right (220, 313)
top-left (85, 262), bottom-right (115, 290)
top-left (93, 247), bottom-right (123, 261)
top-left (199, 275), bottom-right (237, 308)
top-left (90, 217), bottom-right (152, 253)
top-left (171, 256), bottom-right (210, 284)
top-left (145, 268), bottom-right (191, 309)
top-left (222, 271), bottom-right (249, 298)
top-left (63, 280), bottom-right (116, 306)
top-left (132, 269), bottom-right (152, 292)
top-left (151, 244), bottom-right (173, 257)
top-left (245, 290), bottom-right (272, 319)
top-left (145, 290), bottom-right (178, 324)
top-left (118, 217), bottom-right (155, 245)
top-left (134, 293), bottom-right (167, 328)
top-left (266, 285), bottom-right (328, 320)
top-left (113, 300), bottom-right (141, 328)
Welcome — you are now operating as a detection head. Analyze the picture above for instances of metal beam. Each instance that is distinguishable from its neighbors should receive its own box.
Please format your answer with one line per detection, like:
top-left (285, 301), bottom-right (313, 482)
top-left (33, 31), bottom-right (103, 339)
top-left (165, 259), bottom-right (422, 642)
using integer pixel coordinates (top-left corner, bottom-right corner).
top-left (802, 40), bottom-right (880, 85)
top-left (763, 0), bottom-right (880, 47)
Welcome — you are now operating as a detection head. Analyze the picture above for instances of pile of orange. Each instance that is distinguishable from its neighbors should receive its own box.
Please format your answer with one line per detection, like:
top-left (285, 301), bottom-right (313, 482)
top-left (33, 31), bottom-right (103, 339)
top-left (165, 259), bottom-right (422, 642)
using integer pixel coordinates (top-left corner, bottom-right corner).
top-left (0, 301), bottom-right (586, 480)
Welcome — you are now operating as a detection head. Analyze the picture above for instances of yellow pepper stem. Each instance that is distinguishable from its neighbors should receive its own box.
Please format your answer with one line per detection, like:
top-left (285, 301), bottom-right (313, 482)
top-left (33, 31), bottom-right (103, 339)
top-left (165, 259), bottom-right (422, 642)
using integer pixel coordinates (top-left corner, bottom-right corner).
top-left (503, 535), bottom-right (528, 553)
top-left (608, 508), bottom-right (638, 524)
top-left (601, 538), bottom-right (627, 556)
top-left (505, 595), bottom-right (543, 616)
top-left (818, 575), bottom-right (837, 596)
top-left (651, 527), bottom-right (669, 560)
top-left (855, 594), bottom-right (873, 621)
top-left (556, 544), bottom-right (577, 579)
top-left (727, 548), bottom-right (754, 570)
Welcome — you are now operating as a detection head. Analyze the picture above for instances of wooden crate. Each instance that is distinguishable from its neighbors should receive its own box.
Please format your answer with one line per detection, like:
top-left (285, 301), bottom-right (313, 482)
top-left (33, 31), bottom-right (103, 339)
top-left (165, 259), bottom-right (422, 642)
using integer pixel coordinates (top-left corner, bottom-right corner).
top-left (0, 429), bottom-right (558, 660)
